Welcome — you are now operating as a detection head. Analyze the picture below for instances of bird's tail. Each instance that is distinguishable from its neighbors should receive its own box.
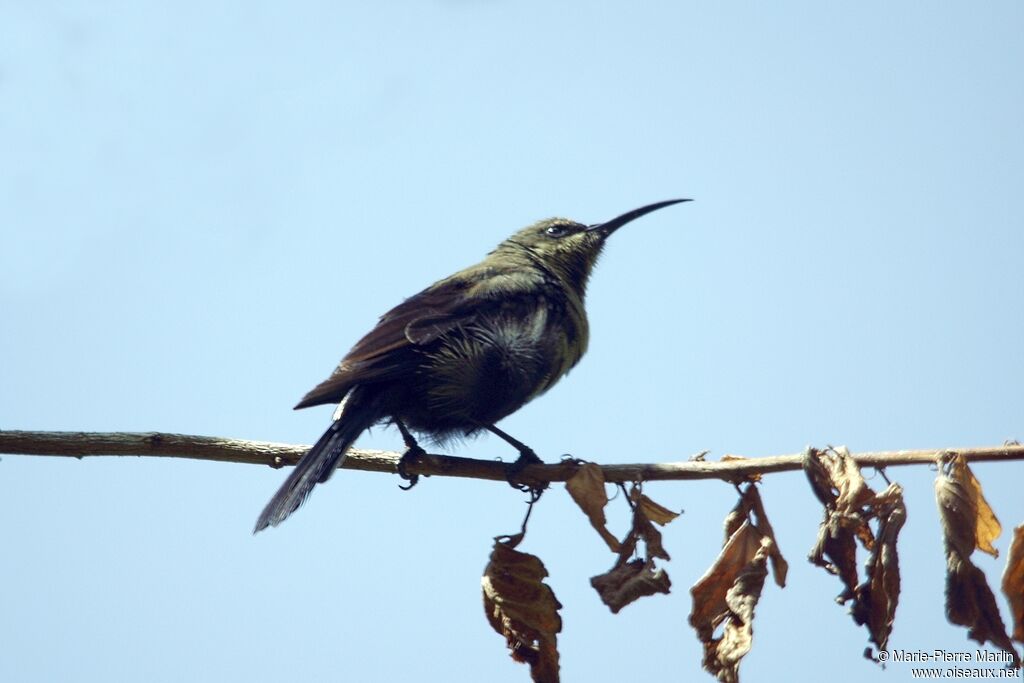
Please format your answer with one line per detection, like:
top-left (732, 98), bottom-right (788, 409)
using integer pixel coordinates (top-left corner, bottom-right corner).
top-left (253, 389), bottom-right (376, 533)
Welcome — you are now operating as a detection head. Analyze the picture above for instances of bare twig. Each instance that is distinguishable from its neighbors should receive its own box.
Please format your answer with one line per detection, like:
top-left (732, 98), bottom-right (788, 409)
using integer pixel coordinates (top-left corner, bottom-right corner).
top-left (1, 430), bottom-right (1022, 484)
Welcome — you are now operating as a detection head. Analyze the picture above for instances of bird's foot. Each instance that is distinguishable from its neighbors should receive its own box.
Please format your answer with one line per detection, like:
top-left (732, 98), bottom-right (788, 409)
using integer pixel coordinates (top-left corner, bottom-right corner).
top-left (397, 443), bottom-right (426, 490)
top-left (394, 419), bottom-right (427, 491)
top-left (506, 448), bottom-right (548, 497)
top-left (480, 423), bottom-right (549, 496)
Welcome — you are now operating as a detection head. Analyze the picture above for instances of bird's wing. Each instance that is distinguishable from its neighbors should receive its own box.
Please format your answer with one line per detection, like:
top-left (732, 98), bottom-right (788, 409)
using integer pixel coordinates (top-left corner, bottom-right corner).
top-left (294, 273), bottom-right (492, 409)
top-left (346, 281), bottom-right (473, 362)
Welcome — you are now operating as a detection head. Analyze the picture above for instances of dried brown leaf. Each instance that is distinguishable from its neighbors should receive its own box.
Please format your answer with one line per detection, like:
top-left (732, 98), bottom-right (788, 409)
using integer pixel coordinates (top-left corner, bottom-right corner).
top-left (636, 493), bottom-right (681, 526)
top-left (743, 485), bottom-right (789, 588)
top-left (617, 486), bottom-right (674, 562)
top-left (852, 484), bottom-right (906, 654)
top-left (690, 523), bottom-right (772, 683)
top-left (803, 447), bottom-right (840, 507)
top-left (625, 485), bottom-right (680, 525)
top-left (809, 516), bottom-right (860, 602)
top-left (936, 454), bottom-right (1002, 557)
top-left (804, 447), bottom-right (875, 547)
top-left (830, 447), bottom-right (875, 511)
top-left (638, 511), bottom-right (670, 562)
top-left (1002, 525), bottom-right (1024, 643)
top-left (805, 448), bottom-right (874, 602)
top-left (805, 446), bottom-right (913, 659)
top-left (969, 472), bottom-right (1002, 559)
top-left (945, 557), bottom-right (1021, 668)
top-left (616, 505), bottom-right (670, 567)
top-left (936, 456), bottom-right (1020, 668)
top-left (804, 446), bottom-right (873, 508)
top-left (690, 523), bottom-right (764, 633)
top-left (590, 487), bottom-right (676, 612)
top-left (482, 539), bottom-right (562, 683)
top-left (724, 502), bottom-right (747, 544)
top-left (590, 558), bottom-right (672, 614)
top-left (936, 471), bottom-right (978, 559)
top-left (565, 463), bottom-right (621, 552)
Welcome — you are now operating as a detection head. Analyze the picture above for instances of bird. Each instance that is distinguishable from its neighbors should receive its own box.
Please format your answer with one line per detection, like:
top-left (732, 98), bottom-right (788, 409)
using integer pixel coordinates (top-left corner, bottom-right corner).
top-left (254, 198), bottom-right (690, 532)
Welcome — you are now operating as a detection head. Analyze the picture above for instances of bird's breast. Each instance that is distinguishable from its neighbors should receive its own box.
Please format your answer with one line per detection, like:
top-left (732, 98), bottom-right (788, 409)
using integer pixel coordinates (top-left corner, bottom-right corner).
top-left (398, 295), bottom-right (587, 434)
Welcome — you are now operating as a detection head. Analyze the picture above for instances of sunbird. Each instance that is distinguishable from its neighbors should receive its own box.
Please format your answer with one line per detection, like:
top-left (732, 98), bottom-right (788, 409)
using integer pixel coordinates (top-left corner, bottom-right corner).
top-left (254, 199), bottom-right (690, 532)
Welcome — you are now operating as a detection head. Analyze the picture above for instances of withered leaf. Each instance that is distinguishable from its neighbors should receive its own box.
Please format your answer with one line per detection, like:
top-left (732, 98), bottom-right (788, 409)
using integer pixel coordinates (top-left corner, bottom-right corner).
top-left (805, 447), bottom-right (875, 548)
top-left (967, 469), bottom-right (1002, 559)
top-left (805, 447), bottom-right (873, 602)
top-left (691, 523), bottom-right (765, 633)
top-left (590, 558), bottom-right (672, 614)
top-left (619, 489), bottom-right (672, 563)
top-left (936, 453), bottom-right (1002, 558)
top-left (945, 557), bottom-right (1021, 668)
top-left (803, 447), bottom-right (839, 507)
top-left (590, 486), bottom-right (677, 612)
top-left (634, 508), bottom-right (670, 562)
top-left (809, 516), bottom-right (860, 602)
top-left (636, 493), bottom-right (681, 526)
top-left (804, 446), bottom-right (911, 658)
top-left (565, 463), bottom-right (621, 552)
top-left (611, 515), bottom-right (665, 590)
top-left (724, 502), bottom-right (746, 544)
top-left (852, 484), bottom-right (906, 654)
top-left (831, 448), bottom-right (875, 512)
top-left (1002, 525), bottom-right (1024, 643)
top-left (936, 456), bottom-right (1020, 668)
top-left (742, 485), bottom-right (789, 588)
top-left (690, 523), bottom-right (772, 683)
top-left (626, 485), bottom-right (680, 526)
top-left (482, 538), bottom-right (562, 683)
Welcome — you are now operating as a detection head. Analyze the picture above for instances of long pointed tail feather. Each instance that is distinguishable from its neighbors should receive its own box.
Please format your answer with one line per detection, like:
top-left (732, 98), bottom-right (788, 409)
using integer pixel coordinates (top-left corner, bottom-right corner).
top-left (253, 390), bottom-right (376, 533)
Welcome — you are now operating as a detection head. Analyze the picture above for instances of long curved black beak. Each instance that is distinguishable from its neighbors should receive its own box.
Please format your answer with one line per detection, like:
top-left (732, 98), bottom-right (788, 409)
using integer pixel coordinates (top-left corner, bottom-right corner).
top-left (587, 198), bottom-right (691, 237)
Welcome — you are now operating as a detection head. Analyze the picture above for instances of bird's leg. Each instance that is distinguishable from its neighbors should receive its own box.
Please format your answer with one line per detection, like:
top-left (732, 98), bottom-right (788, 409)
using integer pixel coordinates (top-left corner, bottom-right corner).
top-left (394, 419), bottom-right (425, 491)
top-left (484, 424), bottom-right (548, 494)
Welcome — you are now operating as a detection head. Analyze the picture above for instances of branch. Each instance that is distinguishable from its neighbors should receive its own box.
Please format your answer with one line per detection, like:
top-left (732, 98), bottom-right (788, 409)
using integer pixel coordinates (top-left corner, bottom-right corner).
top-left (1, 430), bottom-right (1021, 484)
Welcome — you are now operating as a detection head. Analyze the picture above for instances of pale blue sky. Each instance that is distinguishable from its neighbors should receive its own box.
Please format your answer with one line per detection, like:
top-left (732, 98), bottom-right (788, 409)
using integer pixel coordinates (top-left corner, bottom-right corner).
top-left (2, 3), bottom-right (1022, 682)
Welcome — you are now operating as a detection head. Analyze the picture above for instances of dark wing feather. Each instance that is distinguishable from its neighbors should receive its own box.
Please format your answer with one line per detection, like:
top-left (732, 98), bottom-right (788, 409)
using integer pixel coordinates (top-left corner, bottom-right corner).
top-left (294, 276), bottom-right (476, 409)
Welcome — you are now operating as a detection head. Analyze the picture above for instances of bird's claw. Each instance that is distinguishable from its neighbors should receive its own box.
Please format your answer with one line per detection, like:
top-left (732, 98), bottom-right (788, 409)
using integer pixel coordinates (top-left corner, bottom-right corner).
top-left (397, 444), bottom-right (426, 491)
top-left (506, 448), bottom-right (548, 498)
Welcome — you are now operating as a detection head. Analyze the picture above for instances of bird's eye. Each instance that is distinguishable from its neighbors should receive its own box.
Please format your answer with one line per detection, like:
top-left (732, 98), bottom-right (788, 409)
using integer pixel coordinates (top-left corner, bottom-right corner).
top-left (544, 225), bottom-right (569, 238)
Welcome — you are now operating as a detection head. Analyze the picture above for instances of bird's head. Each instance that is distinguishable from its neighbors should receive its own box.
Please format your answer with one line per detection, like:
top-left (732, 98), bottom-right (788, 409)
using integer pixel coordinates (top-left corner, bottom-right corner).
top-left (502, 199), bottom-right (691, 293)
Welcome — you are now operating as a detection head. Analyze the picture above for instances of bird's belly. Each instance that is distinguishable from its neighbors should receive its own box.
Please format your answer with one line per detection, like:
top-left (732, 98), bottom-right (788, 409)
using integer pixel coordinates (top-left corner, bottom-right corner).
top-left (396, 315), bottom-right (577, 436)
